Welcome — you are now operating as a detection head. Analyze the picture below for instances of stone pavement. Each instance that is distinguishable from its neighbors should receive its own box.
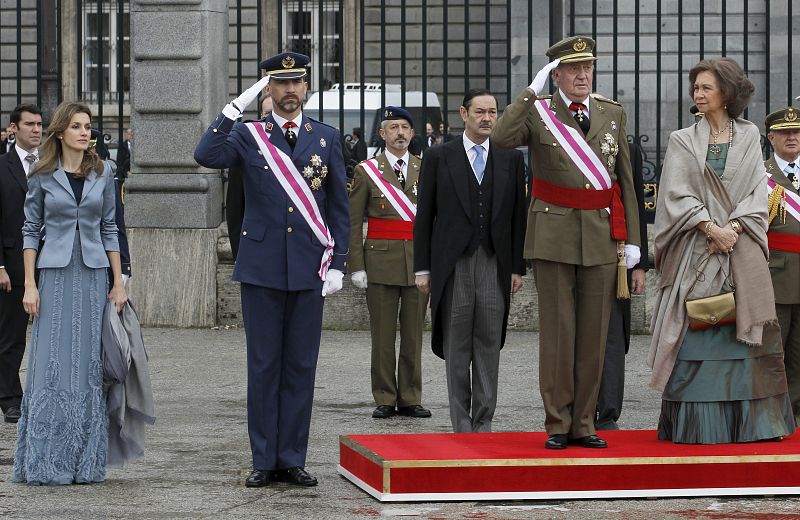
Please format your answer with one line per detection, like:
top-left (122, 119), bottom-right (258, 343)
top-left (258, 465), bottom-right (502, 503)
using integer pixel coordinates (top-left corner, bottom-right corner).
top-left (1, 327), bottom-right (799, 519)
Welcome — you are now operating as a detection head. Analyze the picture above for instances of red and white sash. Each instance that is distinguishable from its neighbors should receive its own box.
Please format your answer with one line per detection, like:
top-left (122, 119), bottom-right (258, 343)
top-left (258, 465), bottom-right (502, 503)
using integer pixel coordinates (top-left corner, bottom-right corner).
top-left (245, 122), bottom-right (334, 280)
top-left (534, 99), bottom-right (612, 211)
top-left (362, 158), bottom-right (416, 221)
top-left (766, 174), bottom-right (800, 224)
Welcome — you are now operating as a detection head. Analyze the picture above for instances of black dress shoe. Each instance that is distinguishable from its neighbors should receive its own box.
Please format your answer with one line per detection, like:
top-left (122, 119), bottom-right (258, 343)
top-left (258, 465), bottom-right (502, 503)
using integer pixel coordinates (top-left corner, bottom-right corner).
top-left (3, 406), bottom-right (20, 424)
top-left (372, 405), bottom-right (396, 419)
top-left (397, 405), bottom-right (432, 418)
top-left (245, 469), bottom-right (275, 488)
top-left (544, 434), bottom-right (568, 450)
top-left (576, 434), bottom-right (607, 448)
top-left (277, 466), bottom-right (318, 487)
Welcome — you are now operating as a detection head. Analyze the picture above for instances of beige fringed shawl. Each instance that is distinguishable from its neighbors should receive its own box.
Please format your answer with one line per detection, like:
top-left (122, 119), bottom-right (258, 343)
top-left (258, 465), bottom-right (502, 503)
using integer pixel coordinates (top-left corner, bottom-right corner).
top-left (648, 117), bottom-right (777, 391)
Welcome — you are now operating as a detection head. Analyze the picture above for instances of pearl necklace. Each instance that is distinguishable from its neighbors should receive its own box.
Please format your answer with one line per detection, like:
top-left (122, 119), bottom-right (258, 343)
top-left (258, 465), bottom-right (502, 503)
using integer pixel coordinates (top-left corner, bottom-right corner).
top-left (709, 118), bottom-right (734, 157)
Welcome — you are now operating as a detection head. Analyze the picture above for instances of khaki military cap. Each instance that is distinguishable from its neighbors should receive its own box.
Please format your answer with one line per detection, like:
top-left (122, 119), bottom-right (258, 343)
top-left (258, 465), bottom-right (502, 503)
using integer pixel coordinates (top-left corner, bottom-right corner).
top-left (546, 36), bottom-right (597, 64)
top-left (766, 107), bottom-right (800, 131)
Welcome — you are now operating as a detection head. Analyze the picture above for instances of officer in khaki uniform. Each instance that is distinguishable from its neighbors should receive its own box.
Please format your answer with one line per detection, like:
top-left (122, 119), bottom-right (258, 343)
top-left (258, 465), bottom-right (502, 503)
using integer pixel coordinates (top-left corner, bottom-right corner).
top-left (493, 36), bottom-right (641, 449)
top-left (765, 107), bottom-right (800, 422)
top-left (349, 107), bottom-right (431, 419)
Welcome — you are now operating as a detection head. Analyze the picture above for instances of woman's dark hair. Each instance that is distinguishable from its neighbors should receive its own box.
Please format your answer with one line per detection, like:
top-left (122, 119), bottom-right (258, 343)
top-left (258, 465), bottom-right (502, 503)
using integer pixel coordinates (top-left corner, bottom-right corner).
top-left (461, 88), bottom-right (496, 110)
top-left (688, 58), bottom-right (754, 118)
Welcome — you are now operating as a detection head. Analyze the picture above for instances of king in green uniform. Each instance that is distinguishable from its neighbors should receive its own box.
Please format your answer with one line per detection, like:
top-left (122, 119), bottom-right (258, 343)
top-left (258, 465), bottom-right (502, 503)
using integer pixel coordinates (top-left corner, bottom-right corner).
top-left (764, 106), bottom-right (800, 423)
top-left (348, 107), bottom-right (431, 419)
top-left (492, 36), bottom-right (641, 449)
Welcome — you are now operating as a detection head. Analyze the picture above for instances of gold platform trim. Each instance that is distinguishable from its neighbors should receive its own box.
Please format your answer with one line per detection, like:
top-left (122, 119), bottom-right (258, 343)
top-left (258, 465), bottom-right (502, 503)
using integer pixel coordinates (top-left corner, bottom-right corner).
top-left (384, 454), bottom-right (800, 469)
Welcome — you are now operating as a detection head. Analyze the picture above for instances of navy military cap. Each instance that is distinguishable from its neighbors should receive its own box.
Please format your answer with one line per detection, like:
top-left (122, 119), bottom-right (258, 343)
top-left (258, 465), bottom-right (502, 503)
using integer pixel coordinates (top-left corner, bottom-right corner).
top-left (382, 106), bottom-right (414, 128)
top-left (259, 52), bottom-right (309, 80)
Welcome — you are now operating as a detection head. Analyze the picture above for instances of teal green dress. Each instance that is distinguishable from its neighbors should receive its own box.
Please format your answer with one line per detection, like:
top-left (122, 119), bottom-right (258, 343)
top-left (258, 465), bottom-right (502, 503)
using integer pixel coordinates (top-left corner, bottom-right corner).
top-left (658, 144), bottom-right (796, 443)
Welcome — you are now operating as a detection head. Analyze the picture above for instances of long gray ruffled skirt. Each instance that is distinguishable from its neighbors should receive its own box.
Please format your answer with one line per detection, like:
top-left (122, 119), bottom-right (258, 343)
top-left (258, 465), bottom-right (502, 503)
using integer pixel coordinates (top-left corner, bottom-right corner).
top-left (658, 323), bottom-right (795, 444)
top-left (12, 231), bottom-right (109, 485)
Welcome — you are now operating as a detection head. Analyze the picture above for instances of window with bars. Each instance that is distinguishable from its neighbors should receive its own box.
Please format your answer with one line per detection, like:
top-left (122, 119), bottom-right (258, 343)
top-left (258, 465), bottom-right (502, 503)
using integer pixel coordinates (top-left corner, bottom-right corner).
top-left (82, 1), bottom-right (130, 103)
top-left (283, 1), bottom-right (341, 92)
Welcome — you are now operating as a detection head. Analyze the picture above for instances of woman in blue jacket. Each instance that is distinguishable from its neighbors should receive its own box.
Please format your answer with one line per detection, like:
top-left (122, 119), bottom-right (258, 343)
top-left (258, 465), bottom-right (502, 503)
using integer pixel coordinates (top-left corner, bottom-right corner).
top-left (12, 101), bottom-right (128, 485)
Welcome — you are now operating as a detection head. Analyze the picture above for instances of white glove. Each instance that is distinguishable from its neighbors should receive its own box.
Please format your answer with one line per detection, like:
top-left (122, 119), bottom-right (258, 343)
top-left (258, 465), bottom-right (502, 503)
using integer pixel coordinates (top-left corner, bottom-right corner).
top-left (351, 270), bottom-right (368, 289)
top-left (222, 75), bottom-right (270, 120)
top-left (528, 59), bottom-right (561, 95)
top-left (322, 269), bottom-right (344, 297)
top-left (624, 244), bottom-right (641, 269)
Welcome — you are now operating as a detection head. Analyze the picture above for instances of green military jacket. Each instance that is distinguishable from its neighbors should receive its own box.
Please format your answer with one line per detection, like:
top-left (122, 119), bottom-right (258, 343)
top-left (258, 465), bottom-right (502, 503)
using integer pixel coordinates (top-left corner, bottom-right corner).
top-left (766, 156), bottom-right (800, 304)
top-left (492, 89), bottom-right (640, 266)
top-left (348, 153), bottom-right (421, 286)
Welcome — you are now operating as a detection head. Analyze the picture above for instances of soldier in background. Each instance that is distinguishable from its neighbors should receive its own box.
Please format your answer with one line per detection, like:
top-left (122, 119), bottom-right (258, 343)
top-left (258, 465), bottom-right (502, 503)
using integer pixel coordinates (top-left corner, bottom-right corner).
top-left (764, 107), bottom-right (800, 423)
top-left (349, 107), bottom-right (430, 419)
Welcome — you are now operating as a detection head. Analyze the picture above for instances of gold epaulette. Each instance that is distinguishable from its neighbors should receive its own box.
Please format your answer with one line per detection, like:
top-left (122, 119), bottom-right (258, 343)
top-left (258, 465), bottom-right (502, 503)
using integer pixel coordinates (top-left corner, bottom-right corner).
top-left (768, 184), bottom-right (787, 225)
top-left (590, 93), bottom-right (622, 106)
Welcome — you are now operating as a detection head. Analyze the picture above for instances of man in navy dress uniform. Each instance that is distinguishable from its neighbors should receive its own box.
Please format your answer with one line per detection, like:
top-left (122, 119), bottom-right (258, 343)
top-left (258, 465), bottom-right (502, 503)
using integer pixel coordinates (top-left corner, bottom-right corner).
top-left (194, 52), bottom-right (349, 488)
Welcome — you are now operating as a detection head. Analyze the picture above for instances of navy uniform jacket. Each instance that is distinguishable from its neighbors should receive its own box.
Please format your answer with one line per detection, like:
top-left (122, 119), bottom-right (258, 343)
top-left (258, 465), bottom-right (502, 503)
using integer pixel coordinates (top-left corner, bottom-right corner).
top-left (194, 112), bottom-right (349, 291)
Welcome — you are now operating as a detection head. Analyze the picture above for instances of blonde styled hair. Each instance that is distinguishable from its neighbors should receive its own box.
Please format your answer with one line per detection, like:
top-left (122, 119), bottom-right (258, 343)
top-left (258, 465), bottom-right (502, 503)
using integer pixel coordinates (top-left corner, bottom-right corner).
top-left (32, 101), bottom-right (104, 178)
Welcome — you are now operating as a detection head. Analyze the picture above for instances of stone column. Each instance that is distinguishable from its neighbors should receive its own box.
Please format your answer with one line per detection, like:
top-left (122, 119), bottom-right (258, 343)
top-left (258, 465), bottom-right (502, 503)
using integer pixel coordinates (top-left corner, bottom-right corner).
top-left (125, 0), bottom-right (228, 327)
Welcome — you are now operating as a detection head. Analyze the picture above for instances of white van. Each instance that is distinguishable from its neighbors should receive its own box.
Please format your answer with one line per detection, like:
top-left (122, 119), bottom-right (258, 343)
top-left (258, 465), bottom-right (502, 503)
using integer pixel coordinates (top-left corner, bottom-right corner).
top-left (304, 83), bottom-right (442, 158)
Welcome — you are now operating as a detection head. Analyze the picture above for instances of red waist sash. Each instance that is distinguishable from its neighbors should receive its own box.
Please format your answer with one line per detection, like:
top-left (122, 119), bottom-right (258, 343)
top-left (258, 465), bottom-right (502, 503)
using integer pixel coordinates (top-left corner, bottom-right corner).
top-left (367, 218), bottom-right (414, 240)
top-left (532, 177), bottom-right (628, 241)
top-left (768, 232), bottom-right (800, 253)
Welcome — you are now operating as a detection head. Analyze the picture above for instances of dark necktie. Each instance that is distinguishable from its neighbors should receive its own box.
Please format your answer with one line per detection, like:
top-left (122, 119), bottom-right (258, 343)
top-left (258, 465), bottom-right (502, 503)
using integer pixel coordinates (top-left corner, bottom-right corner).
top-left (393, 158), bottom-right (405, 188)
top-left (787, 162), bottom-right (799, 190)
top-left (569, 102), bottom-right (590, 135)
top-left (283, 121), bottom-right (298, 150)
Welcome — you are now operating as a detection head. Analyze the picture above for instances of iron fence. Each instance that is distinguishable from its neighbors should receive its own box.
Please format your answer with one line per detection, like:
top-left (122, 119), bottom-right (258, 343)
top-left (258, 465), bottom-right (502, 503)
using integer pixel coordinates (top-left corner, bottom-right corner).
top-left (2, 0), bottom-right (799, 216)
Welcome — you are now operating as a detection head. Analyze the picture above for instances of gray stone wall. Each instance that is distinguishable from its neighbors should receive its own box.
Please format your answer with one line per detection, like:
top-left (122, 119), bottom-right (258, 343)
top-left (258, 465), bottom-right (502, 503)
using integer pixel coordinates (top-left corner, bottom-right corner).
top-left (216, 226), bottom-right (655, 335)
top-left (125, 0), bottom-right (229, 327)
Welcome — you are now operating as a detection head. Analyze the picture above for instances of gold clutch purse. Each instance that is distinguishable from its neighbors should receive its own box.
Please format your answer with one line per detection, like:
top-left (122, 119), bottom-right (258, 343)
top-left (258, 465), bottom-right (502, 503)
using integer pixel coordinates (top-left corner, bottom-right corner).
top-left (684, 253), bottom-right (736, 332)
top-left (685, 291), bottom-right (736, 331)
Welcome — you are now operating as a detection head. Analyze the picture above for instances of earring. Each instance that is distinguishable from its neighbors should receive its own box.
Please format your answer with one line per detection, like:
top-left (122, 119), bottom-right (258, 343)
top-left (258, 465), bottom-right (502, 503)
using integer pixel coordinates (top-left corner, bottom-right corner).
top-left (58, 136), bottom-right (63, 139)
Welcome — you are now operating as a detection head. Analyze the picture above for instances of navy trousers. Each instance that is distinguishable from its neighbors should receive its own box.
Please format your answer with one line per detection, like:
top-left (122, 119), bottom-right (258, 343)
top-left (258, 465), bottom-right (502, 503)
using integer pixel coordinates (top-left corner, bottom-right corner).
top-left (241, 283), bottom-right (324, 471)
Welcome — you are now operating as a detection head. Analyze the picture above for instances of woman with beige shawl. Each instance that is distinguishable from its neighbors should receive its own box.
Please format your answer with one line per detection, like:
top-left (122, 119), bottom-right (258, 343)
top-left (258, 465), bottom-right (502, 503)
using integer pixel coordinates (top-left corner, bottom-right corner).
top-left (650, 58), bottom-right (794, 444)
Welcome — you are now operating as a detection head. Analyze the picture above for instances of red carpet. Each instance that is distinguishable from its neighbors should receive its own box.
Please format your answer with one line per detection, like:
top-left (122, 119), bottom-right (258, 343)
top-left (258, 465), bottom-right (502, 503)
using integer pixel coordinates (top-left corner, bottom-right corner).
top-left (338, 430), bottom-right (800, 501)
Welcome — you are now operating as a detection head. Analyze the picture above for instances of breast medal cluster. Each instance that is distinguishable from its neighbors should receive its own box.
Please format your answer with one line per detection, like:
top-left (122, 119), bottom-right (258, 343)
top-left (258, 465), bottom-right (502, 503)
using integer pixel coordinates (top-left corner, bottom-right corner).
top-left (600, 133), bottom-right (619, 171)
top-left (303, 153), bottom-right (328, 190)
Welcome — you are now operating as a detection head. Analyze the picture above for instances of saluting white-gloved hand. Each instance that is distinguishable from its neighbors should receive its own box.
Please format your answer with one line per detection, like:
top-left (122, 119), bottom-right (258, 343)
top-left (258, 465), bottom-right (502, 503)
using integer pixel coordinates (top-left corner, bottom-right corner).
top-left (624, 244), bottom-right (641, 269)
top-left (222, 75), bottom-right (270, 120)
top-left (528, 58), bottom-right (561, 95)
top-left (351, 270), bottom-right (368, 289)
top-left (322, 269), bottom-right (344, 297)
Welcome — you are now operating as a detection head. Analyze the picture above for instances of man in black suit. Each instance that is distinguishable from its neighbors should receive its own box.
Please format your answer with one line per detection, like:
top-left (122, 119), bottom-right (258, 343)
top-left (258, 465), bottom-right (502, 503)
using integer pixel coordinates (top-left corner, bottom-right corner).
top-left (595, 141), bottom-right (649, 430)
top-left (0, 104), bottom-right (42, 424)
top-left (0, 128), bottom-right (9, 155)
top-left (116, 127), bottom-right (132, 181)
top-left (414, 89), bottom-right (527, 432)
top-left (350, 127), bottom-right (368, 162)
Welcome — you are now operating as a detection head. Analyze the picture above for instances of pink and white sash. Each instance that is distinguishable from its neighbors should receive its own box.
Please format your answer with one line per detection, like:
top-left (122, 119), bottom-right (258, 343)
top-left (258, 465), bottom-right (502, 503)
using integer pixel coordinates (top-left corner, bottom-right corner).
top-left (362, 158), bottom-right (416, 221)
top-left (534, 99), bottom-right (612, 196)
top-left (766, 174), bottom-right (800, 224)
top-left (245, 122), bottom-right (334, 280)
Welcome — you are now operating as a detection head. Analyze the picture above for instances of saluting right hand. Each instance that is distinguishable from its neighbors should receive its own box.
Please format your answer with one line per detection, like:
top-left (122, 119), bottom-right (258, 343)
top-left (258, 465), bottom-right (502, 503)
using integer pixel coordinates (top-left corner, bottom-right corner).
top-left (222, 75), bottom-right (270, 120)
top-left (528, 59), bottom-right (561, 95)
